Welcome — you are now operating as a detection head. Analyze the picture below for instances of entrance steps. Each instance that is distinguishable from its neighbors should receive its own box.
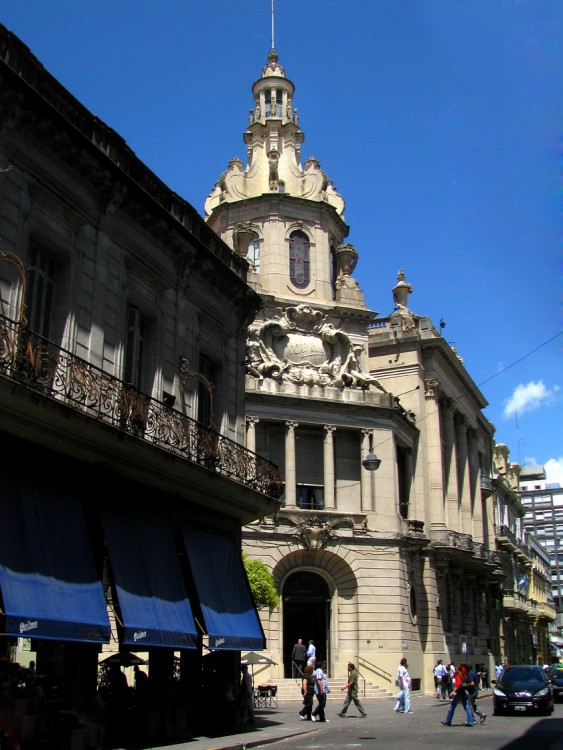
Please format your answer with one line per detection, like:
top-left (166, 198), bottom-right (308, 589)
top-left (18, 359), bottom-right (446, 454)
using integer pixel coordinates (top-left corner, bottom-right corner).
top-left (261, 677), bottom-right (394, 702)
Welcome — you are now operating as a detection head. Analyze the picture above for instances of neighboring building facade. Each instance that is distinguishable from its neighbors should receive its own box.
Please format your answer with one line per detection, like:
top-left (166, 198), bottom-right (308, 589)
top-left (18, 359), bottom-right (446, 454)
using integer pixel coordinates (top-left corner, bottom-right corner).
top-left (0, 26), bottom-right (281, 747)
top-left (491, 447), bottom-right (556, 665)
top-left (520, 464), bottom-right (563, 643)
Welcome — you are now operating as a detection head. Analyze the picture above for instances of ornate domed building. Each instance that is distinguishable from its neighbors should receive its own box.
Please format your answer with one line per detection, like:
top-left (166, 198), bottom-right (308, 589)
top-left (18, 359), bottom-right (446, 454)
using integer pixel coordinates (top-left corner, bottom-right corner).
top-left (205, 48), bottom-right (429, 685)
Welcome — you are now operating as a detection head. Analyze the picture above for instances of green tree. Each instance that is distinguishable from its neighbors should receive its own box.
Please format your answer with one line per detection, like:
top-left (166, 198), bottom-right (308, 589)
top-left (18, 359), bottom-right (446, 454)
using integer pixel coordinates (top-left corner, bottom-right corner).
top-left (243, 552), bottom-right (279, 609)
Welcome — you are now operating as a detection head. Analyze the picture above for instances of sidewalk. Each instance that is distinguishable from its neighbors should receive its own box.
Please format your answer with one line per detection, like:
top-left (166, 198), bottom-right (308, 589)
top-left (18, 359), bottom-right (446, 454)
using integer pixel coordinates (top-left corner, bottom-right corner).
top-left (132, 692), bottom-right (501, 750)
top-left (145, 694), bottom-right (440, 750)
top-left (143, 700), bottom-right (319, 750)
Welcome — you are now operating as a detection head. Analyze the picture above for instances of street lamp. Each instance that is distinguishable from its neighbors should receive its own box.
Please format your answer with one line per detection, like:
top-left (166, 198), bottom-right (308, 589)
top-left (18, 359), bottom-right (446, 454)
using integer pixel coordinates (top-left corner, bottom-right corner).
top-left (362, 453), bottom-right (381, 471)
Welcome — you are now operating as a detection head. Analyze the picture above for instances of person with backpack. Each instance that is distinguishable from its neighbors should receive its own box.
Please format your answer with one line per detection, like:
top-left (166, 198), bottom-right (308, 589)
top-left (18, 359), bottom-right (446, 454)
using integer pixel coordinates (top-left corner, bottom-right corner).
top-left (441, 662), bottom-right (475, 727)
top-left (466, 663), bottom-right (486, 724)
top-left (312, 661), bottom-right (330, 722)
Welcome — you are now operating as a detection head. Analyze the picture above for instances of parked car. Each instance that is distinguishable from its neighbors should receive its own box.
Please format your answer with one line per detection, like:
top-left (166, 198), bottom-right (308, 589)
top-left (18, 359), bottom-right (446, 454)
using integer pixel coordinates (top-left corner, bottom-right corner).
top-left (493, 665), bottom-right (554, 716)
top-left (550, 666), bottom-right (563, 701)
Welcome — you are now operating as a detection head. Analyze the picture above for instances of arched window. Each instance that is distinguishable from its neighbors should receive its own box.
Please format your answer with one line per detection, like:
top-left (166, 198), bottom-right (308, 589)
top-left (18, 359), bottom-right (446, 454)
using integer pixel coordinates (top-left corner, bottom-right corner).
top-left (289, 231), bottom-right (310, 289)
top-left (247, 233), bottom-right (261, 272)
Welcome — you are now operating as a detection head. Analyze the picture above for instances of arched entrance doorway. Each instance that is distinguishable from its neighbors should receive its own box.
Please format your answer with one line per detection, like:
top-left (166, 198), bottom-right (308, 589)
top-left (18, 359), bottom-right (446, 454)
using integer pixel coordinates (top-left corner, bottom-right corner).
top-left (283, 571), bottom-right (330, 677)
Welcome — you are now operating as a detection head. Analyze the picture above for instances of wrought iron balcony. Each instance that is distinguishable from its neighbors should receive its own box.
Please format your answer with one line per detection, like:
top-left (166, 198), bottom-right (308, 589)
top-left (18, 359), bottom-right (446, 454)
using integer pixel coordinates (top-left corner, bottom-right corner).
top-left (0, 313), bottom-right (283, 499)
top-left (480, 472), bottom-right (493, 496)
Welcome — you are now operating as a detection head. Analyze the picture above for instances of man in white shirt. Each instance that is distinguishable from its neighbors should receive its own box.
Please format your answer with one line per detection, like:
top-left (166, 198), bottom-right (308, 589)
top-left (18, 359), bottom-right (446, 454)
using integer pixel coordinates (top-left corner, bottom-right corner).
top-left (307, 640), bottom-right (316, 666)
top-left (433, 660), bottom-right (448, 700)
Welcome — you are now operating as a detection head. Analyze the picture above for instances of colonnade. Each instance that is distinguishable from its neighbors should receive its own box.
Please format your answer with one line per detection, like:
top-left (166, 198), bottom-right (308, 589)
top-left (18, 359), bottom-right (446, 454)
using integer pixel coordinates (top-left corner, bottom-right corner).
top-left (424, 378), bottom-right (483, 540)
top-left (245, 417), bottom-right (402, 513)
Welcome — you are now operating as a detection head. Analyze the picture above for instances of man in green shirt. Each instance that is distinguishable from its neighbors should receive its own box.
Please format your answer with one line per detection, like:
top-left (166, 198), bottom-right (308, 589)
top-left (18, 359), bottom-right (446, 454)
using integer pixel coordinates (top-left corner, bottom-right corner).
top-left (337, 662), bottom-right (367, 718)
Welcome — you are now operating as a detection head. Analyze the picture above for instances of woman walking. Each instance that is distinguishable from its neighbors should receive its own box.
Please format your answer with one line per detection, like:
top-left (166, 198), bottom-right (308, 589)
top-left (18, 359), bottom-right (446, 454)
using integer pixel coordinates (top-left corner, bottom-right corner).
top-left (299, 664), bottom-right (316, 720)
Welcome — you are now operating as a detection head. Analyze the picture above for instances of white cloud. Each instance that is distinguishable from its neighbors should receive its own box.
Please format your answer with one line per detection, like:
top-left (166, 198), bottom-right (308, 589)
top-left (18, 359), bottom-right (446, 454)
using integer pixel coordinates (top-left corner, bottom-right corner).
top-left (545, 457), bottom-right (563, 486)
top-left (503, 380), bottom-right (560, 419)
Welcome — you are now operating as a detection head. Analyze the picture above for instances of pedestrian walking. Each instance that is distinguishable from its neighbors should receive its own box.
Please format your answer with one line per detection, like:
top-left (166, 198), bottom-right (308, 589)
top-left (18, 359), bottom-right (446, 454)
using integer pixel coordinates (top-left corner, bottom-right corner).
top-left (441, 662), bottom-right (475, 727)
top-left (312, 661), bottom-right (329, 722)
top-left (433, 659), bottom-right (448, 700)
top-left (466, 663), bottom-right (486, 724)
top-left (298, 664), bottom-right (316, 721)
top-left (338, 662), bottom-right (367, 718)
top-left (393, 657), bottom-right (412, 714)
top-left (480, 663), bottom-right (489, 689)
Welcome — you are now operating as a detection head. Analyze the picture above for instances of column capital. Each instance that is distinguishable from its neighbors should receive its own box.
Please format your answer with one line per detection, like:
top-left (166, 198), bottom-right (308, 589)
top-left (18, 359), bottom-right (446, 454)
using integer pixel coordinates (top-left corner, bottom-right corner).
top-left (246, 416), bottom-right (260, 428)
top-left (324, 424), bottom-right (336, 434)
top-left (361, 427), bottom-right (373, 438)
top-left (424, 377), bottom-right (441, 398)
top-left (455, 412), bottom-right (468, 430)
top-left (286, 421), bottom-right (298, 434)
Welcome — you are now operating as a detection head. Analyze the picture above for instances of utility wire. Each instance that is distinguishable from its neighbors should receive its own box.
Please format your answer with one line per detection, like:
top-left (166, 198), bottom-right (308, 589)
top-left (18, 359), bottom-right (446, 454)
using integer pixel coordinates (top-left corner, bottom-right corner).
top-left (374, 328), bottom-right (563, 450)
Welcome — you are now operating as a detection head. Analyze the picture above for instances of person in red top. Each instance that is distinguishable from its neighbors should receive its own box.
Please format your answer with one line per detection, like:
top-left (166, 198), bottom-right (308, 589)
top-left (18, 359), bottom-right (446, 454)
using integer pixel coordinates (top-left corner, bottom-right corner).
top-left (441, 662), bottom-right (475, 727)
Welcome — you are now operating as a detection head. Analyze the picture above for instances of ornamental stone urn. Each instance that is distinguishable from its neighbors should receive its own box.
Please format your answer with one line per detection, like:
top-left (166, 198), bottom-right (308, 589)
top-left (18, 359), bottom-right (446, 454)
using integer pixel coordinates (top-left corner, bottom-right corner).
top-left (335, 243), bottom-right (358, 277)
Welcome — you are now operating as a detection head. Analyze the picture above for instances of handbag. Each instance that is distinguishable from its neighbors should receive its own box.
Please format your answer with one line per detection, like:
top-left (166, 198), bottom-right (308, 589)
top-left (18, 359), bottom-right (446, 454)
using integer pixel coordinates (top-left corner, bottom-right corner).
top-left (395, 679), bottom-right (401, 687)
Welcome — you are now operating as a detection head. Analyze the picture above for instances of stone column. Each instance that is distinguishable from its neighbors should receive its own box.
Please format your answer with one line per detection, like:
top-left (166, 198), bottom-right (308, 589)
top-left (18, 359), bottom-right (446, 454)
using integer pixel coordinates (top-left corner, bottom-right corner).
top-left (323, 425), bottom-right (336, 510)
top-left (361, 428), bottom-right (373, 512)
top-left (284, 421), bottom-right (298, 508)
top-left (245, 417), bottom-right (259, 454)
top-left (424, 378), bottom-right (445, 529)
top-left (456, 415), bottom-right (472, 536)
top-left (468, 430), bottom-right (484, 542)
top-left (443, 399), bottom-right (460, 531)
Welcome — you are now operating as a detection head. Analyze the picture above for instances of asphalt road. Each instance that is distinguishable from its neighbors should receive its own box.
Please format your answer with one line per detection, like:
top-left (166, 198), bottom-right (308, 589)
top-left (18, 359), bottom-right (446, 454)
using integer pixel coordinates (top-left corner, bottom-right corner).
top-left (268, 695), bottom-right (563, 750)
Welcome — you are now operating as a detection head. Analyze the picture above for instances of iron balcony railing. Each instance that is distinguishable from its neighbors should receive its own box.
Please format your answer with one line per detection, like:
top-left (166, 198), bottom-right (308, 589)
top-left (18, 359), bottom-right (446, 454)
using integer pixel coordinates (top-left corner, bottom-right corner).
top-left (0, 313), bottom-right (283, 499)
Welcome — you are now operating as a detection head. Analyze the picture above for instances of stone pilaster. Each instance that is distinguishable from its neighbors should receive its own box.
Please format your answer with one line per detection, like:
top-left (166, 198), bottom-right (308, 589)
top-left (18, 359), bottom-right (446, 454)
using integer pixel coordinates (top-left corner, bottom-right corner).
top-left (442, 399), bottom-right (460, 531)
top-left (456, 415), bottom-right (472, 536)
top-left (468, 429), bottom-right (484, 542)
top-left (424, 378), bottom-right (445, 528)
top-left (323, 425), bottom-right (336, 510)
top-left (245, 416), bottom-right (259, 454)
top-left (284, 421), bottom-right (298, 508)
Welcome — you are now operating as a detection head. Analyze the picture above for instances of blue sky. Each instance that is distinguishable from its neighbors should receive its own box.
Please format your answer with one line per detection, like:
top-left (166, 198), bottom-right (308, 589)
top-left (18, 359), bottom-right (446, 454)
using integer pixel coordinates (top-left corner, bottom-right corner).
top-left (2, 0), bottom-right (562, 482)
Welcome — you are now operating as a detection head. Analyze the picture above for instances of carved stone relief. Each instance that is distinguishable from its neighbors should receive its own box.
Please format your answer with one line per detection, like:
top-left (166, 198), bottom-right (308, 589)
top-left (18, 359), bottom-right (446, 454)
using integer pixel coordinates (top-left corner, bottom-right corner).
top-left (246, 303), bottom-right (387, 391)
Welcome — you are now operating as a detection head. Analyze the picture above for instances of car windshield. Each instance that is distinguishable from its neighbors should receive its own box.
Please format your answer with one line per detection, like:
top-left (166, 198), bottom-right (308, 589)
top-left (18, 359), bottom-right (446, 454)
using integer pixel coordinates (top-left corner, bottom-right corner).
top-left (502, 667), bottom-right (545, 683)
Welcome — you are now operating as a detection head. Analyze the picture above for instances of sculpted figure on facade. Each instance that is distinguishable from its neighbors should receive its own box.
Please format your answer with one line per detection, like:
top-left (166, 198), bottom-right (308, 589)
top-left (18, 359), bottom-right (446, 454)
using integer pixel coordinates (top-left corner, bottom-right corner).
top-left (246, 304), bottom-right (388, 392)
top-left (268, 150), bottom-right (280, 190)
top-left (288, 516), bottom-right (355, 551)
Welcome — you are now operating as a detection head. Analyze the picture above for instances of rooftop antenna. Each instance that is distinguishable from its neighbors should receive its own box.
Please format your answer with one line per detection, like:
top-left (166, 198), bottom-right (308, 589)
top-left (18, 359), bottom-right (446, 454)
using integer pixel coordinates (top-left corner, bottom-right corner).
top-left (271, 0), bottom-right (275, 50)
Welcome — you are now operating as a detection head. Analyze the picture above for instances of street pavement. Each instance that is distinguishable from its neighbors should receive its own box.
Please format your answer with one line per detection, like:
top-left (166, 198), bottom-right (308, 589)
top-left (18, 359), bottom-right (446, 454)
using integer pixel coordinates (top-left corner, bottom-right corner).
top-left (134, 693), bottom-right (563, 750)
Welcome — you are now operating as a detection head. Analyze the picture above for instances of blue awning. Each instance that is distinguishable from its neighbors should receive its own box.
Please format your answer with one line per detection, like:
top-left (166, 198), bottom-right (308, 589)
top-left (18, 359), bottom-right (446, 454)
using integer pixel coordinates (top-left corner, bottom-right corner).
top-left (0, 477), bottom-right (110, 643)
top-left (181, 527), bottom-right (264, 651)
top-left (102, 506), bottom-right (197, 649)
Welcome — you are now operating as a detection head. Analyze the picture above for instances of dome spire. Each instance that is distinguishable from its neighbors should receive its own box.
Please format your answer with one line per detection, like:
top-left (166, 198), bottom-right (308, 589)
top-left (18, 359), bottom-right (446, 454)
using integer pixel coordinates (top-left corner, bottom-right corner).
top-left (271, 0), bottom-right (275, 52)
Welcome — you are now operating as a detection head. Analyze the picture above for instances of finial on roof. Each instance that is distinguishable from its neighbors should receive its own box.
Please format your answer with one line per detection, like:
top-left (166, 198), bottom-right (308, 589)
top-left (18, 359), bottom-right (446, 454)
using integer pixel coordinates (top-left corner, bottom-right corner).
top-left (392, 269), bottom-right (413, 309)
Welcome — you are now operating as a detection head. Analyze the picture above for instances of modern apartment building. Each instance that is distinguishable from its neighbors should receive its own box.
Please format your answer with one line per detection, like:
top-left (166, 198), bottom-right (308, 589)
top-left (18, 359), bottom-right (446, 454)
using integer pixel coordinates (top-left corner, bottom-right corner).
top-left (520, 465), bottom-right (563, 643)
